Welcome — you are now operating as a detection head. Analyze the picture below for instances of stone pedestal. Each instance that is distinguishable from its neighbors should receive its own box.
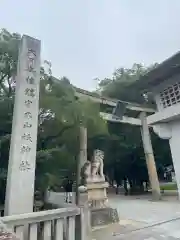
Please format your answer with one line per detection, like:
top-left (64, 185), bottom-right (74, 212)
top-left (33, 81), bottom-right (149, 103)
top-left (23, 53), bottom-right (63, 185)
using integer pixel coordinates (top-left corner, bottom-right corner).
top-left (87, 181), bottom-right (109, 208)
top-left (86, 181), bottom-right (119, 227)
top-left (91, 207), bottom-right (119, 227)
top-left (87, 182), bottom-right (109, 208)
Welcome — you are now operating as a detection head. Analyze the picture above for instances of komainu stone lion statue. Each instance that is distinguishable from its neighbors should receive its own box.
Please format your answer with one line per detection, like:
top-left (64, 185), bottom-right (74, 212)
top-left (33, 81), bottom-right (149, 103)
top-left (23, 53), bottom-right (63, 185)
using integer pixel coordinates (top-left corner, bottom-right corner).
top-left (81, 149), bottom-right (105, 184)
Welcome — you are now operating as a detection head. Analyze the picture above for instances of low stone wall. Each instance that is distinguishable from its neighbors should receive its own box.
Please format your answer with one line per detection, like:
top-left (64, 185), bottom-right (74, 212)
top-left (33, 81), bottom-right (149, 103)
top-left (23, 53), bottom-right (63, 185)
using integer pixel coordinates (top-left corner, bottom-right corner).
top-left (45, 191), bottom-right (76, 206)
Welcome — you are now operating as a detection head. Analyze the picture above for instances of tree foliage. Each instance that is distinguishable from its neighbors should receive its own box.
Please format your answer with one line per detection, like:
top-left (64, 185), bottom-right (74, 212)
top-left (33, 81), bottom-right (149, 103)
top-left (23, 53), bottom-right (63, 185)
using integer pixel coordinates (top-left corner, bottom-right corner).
top-left (97, 63), bottom-right (158, 104)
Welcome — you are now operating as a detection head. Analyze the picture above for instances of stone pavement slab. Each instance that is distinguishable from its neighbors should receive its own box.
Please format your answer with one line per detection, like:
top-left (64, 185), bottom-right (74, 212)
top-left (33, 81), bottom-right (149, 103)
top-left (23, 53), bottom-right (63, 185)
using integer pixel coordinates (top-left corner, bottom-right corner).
top-left (92, 221), bottom-right (139, 240)
top-left (115, 228), bottom-right (178, 240)
top-left (114, 219), bottom-right (180, 239)
top-left (93, 195), bottom-right (180, 239)
top-left (93, 218), bottom-right (180, 240)
top-left (109, 194), bottom-right (180, 225)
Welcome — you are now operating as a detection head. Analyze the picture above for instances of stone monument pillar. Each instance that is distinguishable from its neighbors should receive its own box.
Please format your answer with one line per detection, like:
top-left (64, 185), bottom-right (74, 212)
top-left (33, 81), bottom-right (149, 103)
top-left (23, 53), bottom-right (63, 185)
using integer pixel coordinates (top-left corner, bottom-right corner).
top-left (5, 35), bottom-right (41, 215)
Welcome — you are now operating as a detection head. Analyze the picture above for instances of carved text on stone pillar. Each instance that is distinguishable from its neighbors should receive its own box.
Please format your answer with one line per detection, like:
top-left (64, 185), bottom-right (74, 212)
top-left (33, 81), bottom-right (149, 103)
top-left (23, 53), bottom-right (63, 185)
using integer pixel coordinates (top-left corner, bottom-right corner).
top-left (21, 145), bottom-right (31, 153)
top-left (24, 100), bottom-right (33, 108)
top-left (24, 112), bottom-right (32, 119)
top-left (26, 76), bottom-right (35, 84)
top-left (25, 88), bottom-right (35, 97)
top-left (26, 49), bottom-right (36, 73)
top-left (23, 122), bottom-right (32, 128)
top-left (19, 160), bottom-right (31, 171)
top-left (18, 47), bottom-right (37, 172)
top-left (21, 133), bottom-right (32, 142)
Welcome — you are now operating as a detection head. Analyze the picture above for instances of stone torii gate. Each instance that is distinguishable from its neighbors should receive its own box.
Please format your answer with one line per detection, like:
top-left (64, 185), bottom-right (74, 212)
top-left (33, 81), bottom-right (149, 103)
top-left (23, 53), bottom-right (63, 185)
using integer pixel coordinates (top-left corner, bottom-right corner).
top-left (75, 88), bottom-right (161, 200)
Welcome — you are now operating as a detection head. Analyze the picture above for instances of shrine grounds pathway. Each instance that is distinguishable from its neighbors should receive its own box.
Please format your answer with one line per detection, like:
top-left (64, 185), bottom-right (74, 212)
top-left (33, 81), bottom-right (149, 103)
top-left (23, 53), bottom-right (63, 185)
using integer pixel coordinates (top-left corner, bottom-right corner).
top-left (46, 191), bottom-right (180, 239)
top-left (92, 194), bottom-right (180, 239)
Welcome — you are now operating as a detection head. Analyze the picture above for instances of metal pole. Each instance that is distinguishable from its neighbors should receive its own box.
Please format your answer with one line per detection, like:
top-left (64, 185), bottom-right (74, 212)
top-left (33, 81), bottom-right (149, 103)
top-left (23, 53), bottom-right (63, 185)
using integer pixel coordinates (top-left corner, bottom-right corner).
top-left (139, 112), bottom-right (161, 200)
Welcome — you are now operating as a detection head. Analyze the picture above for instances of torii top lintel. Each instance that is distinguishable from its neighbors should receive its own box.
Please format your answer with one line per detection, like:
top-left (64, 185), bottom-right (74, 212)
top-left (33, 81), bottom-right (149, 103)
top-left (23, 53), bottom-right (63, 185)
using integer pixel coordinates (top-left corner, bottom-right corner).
top-left (74, 87), bottom-right (155, 113)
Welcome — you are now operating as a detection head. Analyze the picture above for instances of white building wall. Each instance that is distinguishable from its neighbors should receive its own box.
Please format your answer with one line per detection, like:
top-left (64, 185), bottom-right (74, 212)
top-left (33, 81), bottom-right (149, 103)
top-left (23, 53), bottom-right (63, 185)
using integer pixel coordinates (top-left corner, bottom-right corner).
top-left (152, 73), bottom-right (180, 111)
top-left (148, 73), bottom-right (180, 199)
top-left (169, 121), bottom-right (180, 196)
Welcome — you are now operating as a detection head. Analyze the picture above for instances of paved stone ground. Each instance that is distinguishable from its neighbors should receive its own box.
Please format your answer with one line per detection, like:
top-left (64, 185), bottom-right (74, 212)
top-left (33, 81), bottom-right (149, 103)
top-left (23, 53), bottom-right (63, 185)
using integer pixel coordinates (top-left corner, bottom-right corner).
top-left (93, 224), bottom-right (180, 240)
top-left (109, 194), bottom-right (180, 224)
top-left (112, 219), bottom-right (180, 239)
top-left (93, 194), bottom-right (180, 239)
top-left (46, 191), bottom-right (180, 239)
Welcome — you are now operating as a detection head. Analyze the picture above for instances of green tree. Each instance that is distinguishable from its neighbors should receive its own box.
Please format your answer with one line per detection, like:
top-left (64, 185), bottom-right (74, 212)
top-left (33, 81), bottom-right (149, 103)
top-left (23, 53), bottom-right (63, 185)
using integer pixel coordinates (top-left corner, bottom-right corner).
top-left (98, 63), bottom-right (158, 104)
top-left (98, 64), bottom-right (172, 193)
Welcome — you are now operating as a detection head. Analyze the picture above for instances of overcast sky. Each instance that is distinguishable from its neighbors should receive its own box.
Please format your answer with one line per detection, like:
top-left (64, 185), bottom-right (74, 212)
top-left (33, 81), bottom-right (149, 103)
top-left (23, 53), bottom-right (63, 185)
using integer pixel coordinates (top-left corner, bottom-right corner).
top-left (1, 0), bottom-right (180, 90)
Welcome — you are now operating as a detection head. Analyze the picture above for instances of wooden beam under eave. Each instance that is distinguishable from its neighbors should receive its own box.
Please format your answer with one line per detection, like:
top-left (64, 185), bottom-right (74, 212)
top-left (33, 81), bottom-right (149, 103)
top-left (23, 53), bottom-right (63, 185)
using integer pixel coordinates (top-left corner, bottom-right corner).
top-left (100, 112), bottom-right (142, 126)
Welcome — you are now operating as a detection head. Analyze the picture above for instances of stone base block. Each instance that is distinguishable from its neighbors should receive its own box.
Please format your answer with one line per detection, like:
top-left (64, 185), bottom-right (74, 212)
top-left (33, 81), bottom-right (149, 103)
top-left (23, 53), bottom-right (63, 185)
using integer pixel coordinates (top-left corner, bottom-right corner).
top-left (87, 181), bottom-right (109, 208)
top-left (91, 207), bottom-right (119, 227)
